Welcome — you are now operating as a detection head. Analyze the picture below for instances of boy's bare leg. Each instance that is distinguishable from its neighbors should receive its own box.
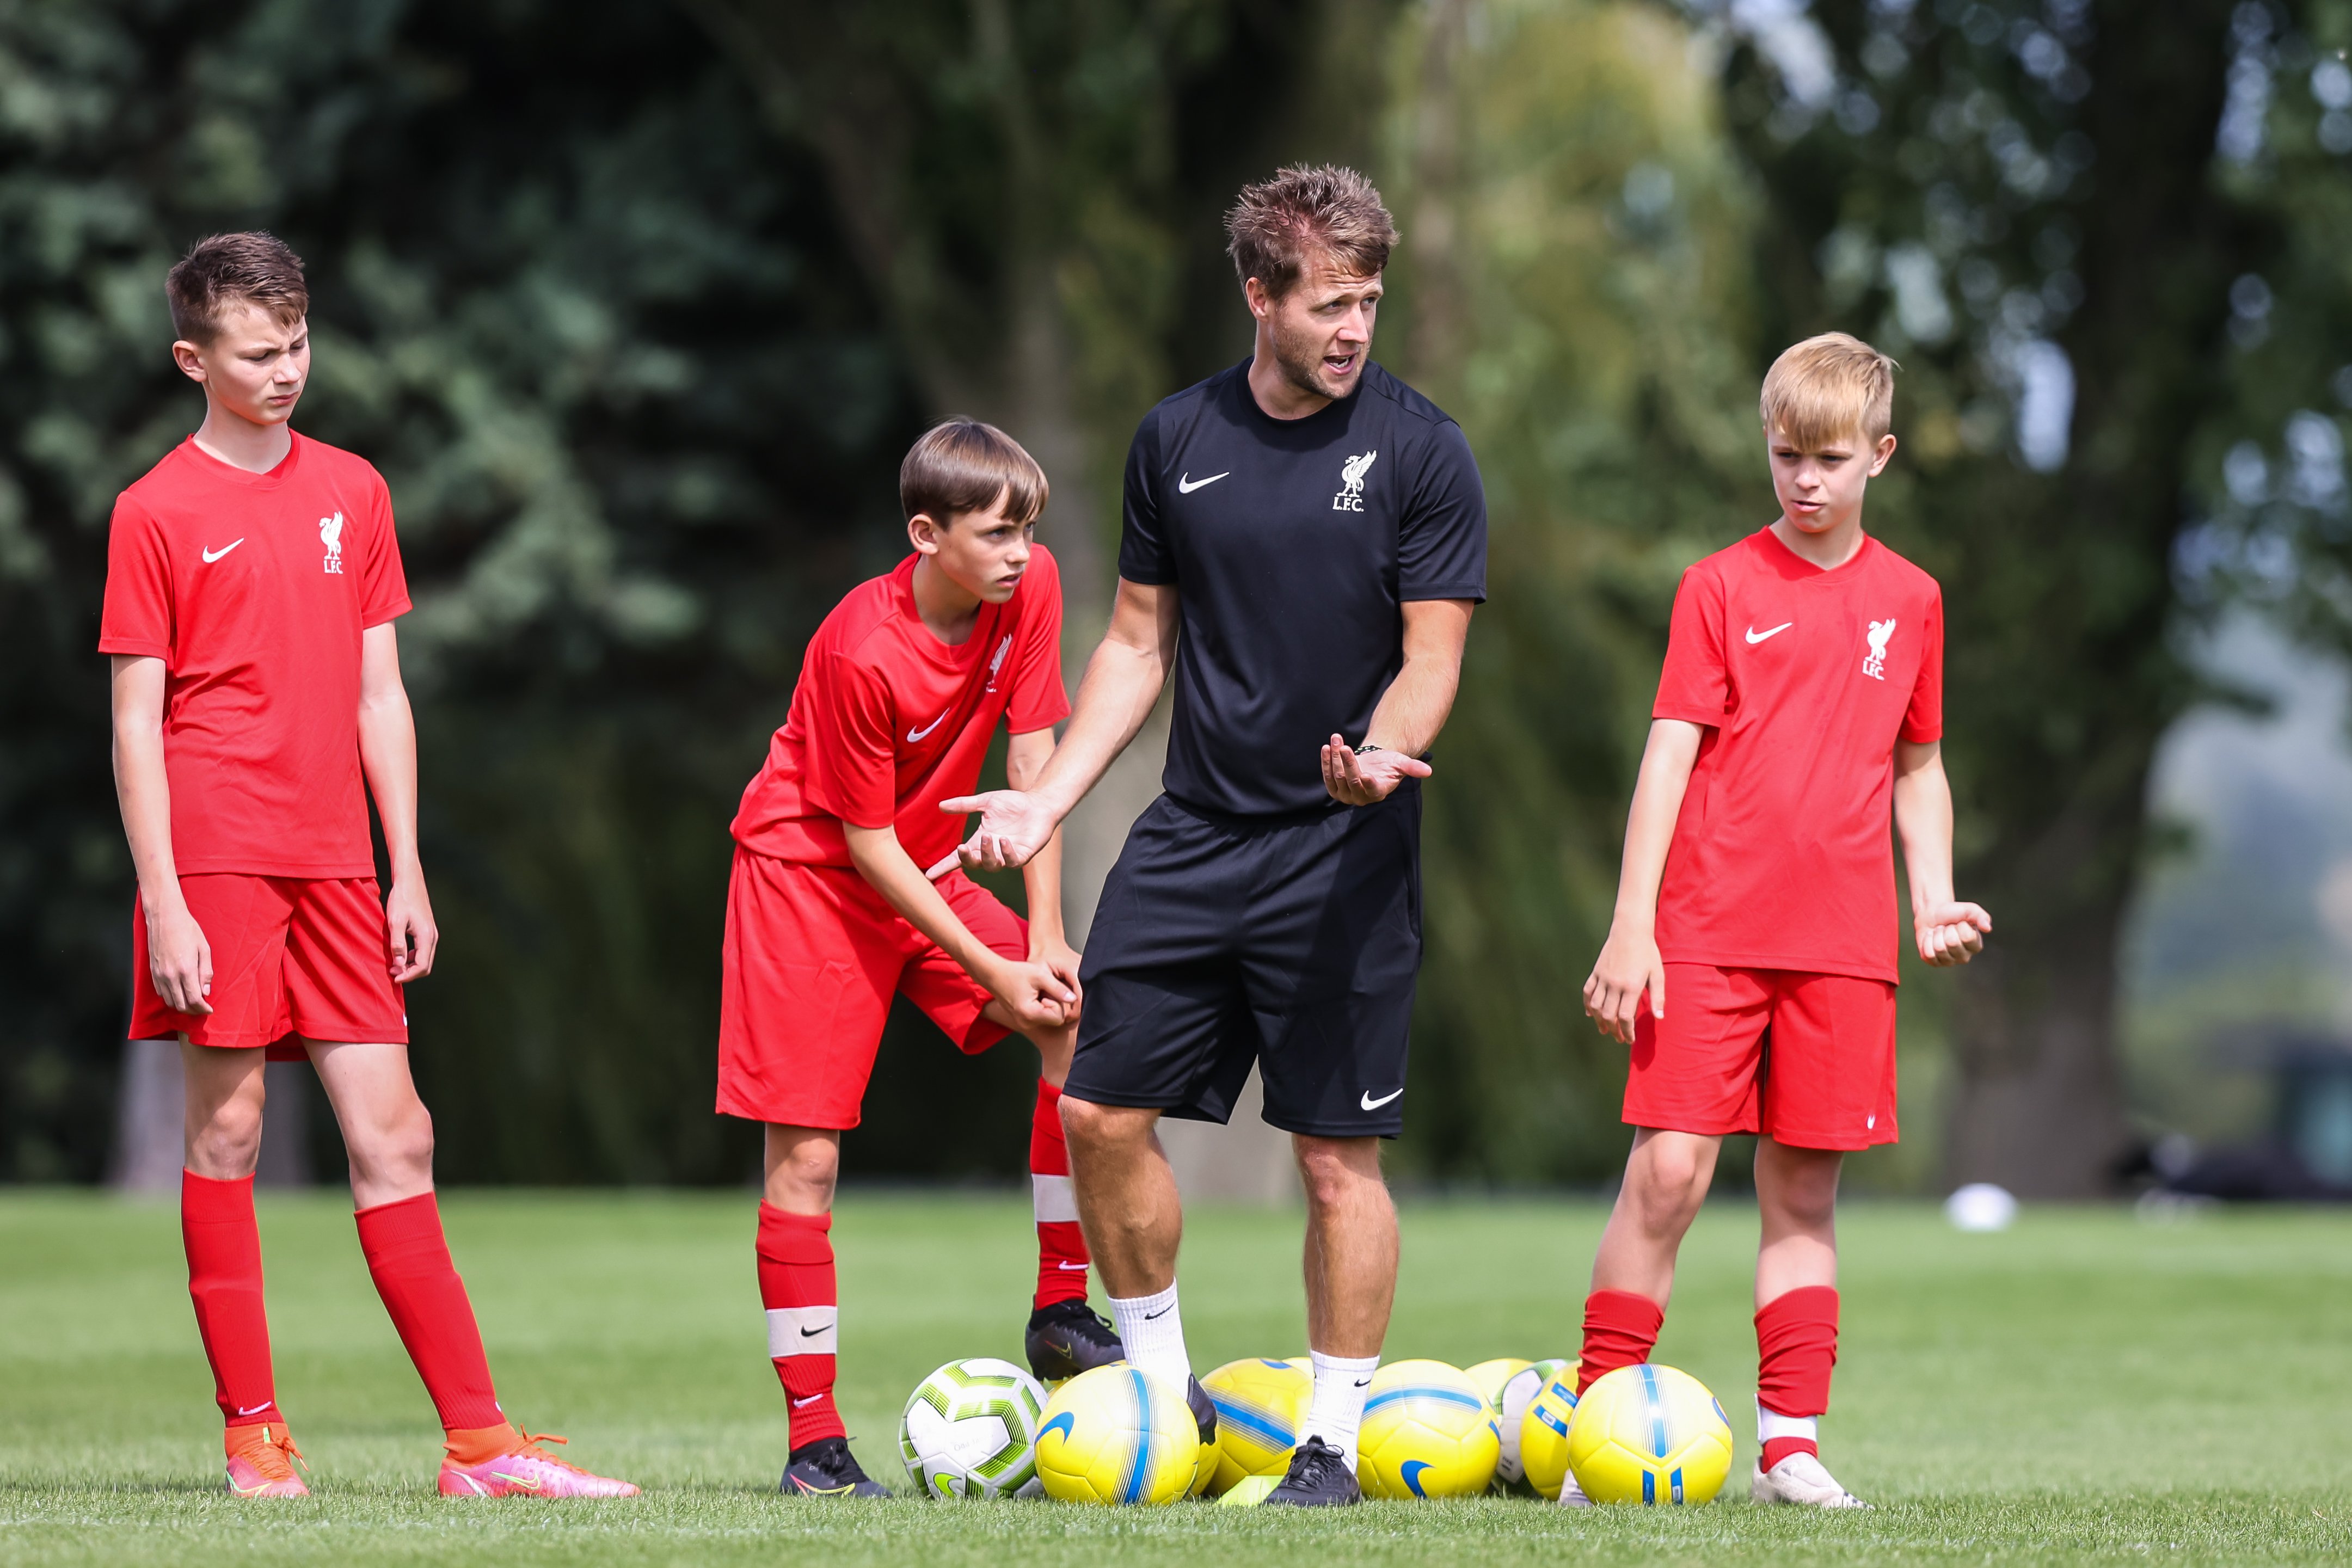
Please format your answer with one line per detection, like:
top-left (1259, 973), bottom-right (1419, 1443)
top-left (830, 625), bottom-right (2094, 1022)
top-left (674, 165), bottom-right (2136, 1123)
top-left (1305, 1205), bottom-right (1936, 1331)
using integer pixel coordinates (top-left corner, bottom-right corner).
top-left (756, 1123), bottom-right (876, 1489)
top-left (182, 1041), bottom-right (268, 1178)
top-left (1059, 1100), bottom-right (1179, 1294)
top-left (306, 1041), bottom-right (433, 1208)
top-left (763, 1124), bottom-right (842, 1214)
top-left (1748, 1137), bottom-right (1859, 1504)
top-left (1294, 1135), bottom-right (1397, 1357)
top-left (1589, 1127), bottom-right (1723, 1303)
top-left (1753, 1139), bottom-right (1841, 1303)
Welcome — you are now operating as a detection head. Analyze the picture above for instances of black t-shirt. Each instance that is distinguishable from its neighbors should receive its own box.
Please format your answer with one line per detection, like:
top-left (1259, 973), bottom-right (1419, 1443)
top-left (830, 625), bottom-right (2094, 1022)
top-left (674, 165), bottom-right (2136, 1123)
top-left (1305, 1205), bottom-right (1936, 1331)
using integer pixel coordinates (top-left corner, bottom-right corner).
top-left (1119, 359), bottom-right (1488, 818)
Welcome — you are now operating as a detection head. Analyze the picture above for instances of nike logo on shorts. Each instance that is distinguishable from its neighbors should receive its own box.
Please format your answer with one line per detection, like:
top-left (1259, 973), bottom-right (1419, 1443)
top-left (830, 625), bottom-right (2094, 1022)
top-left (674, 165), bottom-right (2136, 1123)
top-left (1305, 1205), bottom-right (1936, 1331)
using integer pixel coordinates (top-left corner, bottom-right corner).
top-left (1745, 622), bottom-right (1794, 644)
top-left (1176, 471), bottom-right (1230, 494)
top-left (907, 707), bottom-right (952, 743)
top-left (201, 539), bottom-right (246, 563)
top-left (1360, 1087), bottom-right (1404, 1111)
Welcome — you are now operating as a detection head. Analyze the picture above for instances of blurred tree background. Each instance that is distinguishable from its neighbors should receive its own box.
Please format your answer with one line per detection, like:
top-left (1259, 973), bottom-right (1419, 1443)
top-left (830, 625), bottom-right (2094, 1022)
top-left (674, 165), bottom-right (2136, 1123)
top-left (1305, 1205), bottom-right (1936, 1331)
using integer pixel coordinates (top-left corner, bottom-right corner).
top-left (2, 0), bottom-right (2346, 1195)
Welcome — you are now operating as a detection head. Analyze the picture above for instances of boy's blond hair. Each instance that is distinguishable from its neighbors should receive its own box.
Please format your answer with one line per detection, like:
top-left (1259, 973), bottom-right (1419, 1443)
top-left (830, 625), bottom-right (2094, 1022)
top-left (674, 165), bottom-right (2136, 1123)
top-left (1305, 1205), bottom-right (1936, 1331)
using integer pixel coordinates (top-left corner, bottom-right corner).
top-left (1760, 332), bottom-right (1898, 448)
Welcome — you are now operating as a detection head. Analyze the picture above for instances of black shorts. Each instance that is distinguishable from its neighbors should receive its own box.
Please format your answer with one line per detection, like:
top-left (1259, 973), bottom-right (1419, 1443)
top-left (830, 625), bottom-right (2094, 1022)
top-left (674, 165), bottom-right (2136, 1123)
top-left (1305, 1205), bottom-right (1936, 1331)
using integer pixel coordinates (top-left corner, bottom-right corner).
top-left (1063, 787), bottom-right (1422, 1138)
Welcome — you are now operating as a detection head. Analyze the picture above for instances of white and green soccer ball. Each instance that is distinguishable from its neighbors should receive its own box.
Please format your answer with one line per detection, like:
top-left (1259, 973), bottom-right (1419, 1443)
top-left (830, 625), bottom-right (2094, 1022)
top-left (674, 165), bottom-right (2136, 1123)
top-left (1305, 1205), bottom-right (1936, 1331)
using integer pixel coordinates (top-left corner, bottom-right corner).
top-left (900, 1357), bottom-right (1049, 1499)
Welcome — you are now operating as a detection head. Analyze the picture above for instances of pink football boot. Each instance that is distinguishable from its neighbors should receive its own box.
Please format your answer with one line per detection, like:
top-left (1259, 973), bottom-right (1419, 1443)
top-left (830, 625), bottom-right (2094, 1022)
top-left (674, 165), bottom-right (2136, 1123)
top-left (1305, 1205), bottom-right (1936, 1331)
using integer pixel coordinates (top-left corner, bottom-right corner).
top-left (224, 1423), bottom-right (310, 1498)
top-left (438, 1432), bottom-right (638, 1498)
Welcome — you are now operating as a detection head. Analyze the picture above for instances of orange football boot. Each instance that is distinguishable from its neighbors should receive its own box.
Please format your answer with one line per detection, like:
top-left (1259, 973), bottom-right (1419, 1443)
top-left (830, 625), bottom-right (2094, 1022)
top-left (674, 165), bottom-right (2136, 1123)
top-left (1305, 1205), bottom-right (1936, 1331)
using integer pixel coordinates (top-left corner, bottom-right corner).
top-left (224, 1423), bottom-right (310, 1498)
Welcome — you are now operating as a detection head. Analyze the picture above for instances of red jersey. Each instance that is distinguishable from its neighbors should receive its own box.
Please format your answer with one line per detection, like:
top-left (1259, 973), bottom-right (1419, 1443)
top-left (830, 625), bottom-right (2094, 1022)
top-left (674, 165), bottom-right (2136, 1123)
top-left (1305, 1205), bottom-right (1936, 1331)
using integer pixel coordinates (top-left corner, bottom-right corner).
top-left (1650, 527), bottom-right (1943, 983)
top-left (97, 433), bottom-right (411, 878)
top-left (731, 549), bottom-right (1070, 870)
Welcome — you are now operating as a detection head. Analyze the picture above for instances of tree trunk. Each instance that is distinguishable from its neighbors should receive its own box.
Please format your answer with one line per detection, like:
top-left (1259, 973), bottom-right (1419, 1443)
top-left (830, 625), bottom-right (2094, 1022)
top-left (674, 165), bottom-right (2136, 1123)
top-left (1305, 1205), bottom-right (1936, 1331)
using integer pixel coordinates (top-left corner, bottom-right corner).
top-left (1940, 0), bottom-right (2251, 1196)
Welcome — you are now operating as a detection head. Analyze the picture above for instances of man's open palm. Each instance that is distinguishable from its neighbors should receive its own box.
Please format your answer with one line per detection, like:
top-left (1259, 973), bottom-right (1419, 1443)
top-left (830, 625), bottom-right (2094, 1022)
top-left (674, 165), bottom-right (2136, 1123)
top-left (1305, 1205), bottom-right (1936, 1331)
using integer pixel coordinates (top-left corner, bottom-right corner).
top-left (941, 789), bottom-right (1060, 871)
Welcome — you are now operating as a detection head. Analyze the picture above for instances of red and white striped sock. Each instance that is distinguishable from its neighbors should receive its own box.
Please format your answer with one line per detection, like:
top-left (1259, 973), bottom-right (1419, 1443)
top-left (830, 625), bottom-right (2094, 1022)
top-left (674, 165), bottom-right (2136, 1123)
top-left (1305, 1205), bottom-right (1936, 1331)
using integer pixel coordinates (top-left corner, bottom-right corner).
top-left (1755, 1285), bottom-right (1838, 1471)
top-left (1030, 1081), bottom-right (1090, 1309)
top-left (757, 1204), bottom-right (843, 1449)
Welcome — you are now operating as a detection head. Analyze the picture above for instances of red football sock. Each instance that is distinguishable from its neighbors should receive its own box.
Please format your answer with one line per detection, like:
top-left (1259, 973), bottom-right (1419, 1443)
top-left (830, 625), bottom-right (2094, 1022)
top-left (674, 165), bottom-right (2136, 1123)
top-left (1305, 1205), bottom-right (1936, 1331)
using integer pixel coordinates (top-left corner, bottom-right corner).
top-left (1577, 1288), bottom-right (1665, 1396)
top-left (182, 1170), bottom-right (283, 1430)
top-left (1755, 1285), bottom-right (1839, 1471)
top-left (758, 1204), bottom-right (844, 1449)
top-left (1030, 1081), bottom-right (1090, 1309)
top-left (354, 1192), bottom-right (506, 1432)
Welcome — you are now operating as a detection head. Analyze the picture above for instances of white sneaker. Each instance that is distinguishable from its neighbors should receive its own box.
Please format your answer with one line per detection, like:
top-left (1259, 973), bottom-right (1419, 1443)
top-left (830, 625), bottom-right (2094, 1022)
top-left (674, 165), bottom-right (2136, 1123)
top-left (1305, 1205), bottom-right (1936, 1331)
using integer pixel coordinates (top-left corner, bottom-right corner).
top-left (1554, 1468), bottom-right (1593, 1508)
top-left (1749, 1451), bottom-right (1869, 1508)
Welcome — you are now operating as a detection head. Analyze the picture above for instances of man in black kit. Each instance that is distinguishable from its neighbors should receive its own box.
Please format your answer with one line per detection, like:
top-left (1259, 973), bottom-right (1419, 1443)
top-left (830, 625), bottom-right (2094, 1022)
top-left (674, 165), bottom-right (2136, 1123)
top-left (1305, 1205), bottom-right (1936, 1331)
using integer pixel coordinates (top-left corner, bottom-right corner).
top-left (944, 165), bottom-right (1485, 1505)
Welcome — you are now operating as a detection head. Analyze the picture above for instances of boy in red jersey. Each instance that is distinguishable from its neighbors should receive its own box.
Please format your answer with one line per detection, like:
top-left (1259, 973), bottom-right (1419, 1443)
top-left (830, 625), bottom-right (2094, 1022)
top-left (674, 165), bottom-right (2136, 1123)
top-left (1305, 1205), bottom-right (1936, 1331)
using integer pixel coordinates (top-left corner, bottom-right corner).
top-left (721, 418), bottom-right (1111, 1498)
top-left (1576, 334), bottom-right (1991, 1509)
top-left (101, 233), bottom-right (635, 1501)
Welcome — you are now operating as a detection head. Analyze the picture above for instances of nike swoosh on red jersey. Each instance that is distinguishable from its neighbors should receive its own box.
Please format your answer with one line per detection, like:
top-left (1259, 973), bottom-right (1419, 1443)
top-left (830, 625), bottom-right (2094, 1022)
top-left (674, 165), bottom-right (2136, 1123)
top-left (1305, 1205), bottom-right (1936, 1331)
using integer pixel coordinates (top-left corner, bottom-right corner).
top-left (907, 708), bottom-right (952, 742)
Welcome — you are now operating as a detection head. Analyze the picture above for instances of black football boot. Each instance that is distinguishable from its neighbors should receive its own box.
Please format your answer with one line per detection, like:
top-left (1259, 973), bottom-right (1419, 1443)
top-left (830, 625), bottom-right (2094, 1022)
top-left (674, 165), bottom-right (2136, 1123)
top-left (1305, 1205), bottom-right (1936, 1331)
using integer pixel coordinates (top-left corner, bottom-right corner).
top-left (1023, 1298), bottom-right (1126, 1383)
top-left (1262, 1436), bottom-right (1362, 1506)
top-left (1184, 1373), bottom-right (1218, 1446)
top-left (780, 1435), bottom-right (891, 1498)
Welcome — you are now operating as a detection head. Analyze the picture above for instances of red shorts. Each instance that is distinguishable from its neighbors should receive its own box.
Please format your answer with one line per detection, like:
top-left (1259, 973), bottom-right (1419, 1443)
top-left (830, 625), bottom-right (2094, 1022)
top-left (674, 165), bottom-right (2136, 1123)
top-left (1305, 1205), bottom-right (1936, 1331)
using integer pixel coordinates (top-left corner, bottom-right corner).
top-left (130, 875), bottom-right (407, 1056)
top-left (716, 847), bottom-right (1027, 1129)
top-left (1623, 963), bottom-right (1897, 1151)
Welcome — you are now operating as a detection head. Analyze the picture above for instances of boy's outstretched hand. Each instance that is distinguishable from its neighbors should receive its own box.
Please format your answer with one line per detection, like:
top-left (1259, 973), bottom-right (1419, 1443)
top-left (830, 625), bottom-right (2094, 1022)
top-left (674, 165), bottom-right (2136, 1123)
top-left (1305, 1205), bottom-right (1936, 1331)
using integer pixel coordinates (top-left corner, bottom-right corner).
top-left (1914, 901), bottom-right (1992, 966)
top-left (1583, 921), bottom-right (1665, 1046)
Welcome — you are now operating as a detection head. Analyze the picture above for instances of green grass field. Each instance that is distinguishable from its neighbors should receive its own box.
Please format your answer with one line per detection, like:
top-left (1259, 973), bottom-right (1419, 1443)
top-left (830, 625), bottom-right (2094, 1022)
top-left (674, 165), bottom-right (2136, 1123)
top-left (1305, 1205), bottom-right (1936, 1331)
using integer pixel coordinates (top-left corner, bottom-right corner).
top-left (4, 1190), bottom-right (2351, 1564)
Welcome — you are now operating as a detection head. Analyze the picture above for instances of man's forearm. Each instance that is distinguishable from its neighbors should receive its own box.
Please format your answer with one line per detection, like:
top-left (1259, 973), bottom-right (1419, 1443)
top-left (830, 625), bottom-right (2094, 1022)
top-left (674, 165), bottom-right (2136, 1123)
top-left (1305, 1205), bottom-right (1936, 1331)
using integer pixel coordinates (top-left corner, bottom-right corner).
top-left (1362, 651), bottom-right (1461, 758)
top-left (1029, 639), bottom-right (1166, 817)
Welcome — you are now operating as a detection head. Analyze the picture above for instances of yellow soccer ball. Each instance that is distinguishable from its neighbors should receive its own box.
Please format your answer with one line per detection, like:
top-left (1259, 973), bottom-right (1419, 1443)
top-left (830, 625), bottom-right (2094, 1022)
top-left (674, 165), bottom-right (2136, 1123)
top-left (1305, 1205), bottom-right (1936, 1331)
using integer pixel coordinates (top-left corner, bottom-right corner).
top-left (1200, 1357), bottom-right (1313, 1495)
top-left (1464, 1358), bottom-right (1531, 1411)
top-left (1496, 1357), bottom-right (1575, 1496)
top-left (1034, 1364), bottom-right (1201, 1505)
top-left (1518, 1366), bottom-right (1581, 1500)
top-left (1356, 1360), bottom-right (1499, 1500)
top-left (1565, 1363), bottom-right (1734, 1506)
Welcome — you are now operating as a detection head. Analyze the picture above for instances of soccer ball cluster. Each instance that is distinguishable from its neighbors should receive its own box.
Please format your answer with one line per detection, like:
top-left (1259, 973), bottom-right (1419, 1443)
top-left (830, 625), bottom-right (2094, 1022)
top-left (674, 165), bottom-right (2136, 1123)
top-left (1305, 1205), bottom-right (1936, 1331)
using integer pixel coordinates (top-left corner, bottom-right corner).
top-left (899, 1352), bottom-right (1733, 1506)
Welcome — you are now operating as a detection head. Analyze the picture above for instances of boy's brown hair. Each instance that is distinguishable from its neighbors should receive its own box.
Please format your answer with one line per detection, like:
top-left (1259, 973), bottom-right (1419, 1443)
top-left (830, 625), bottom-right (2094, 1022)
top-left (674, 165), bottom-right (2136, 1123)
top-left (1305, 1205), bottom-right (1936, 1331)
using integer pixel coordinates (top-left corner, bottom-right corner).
top-left (167, 232), bottom-right (309, 345)
top-left (1225, 164), bottom-right (1399, 299)
top-left (1760, 332), bottom-right (1899, 448)
top-left (901, 418), bottom-right (1048, 528)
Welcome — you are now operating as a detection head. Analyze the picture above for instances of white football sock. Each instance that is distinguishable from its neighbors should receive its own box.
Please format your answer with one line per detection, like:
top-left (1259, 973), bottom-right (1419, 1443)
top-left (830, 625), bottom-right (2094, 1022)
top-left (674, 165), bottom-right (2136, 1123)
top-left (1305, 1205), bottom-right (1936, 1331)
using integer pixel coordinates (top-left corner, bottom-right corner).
top-left (1757, 1401), bottom-right (1819, 1448)
top-left (1107, 1282), bottom-right (1190, 1387)
top-left (1303, 1351), bottom-right (1380, 1472)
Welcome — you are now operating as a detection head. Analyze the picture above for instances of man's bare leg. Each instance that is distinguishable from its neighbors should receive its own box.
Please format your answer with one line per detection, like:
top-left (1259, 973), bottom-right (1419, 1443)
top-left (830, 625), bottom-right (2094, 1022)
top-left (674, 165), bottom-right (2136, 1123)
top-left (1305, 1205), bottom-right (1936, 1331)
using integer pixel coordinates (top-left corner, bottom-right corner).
top-left (1290, 1134), bottom-right (1397, 1477)
top-left (1060, 1097), bottom-right (1194, 1389)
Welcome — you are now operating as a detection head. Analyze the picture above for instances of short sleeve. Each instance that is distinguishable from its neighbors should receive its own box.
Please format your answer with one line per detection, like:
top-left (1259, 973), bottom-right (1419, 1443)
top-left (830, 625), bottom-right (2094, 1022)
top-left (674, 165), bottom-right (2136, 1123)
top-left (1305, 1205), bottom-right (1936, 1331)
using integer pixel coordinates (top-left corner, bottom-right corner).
top-left (97, 497), bottom-right (174, 658)
top-left (797, 650), bottom-right (901, 831)
top-left (1115, 408), bottom-right (1176, 585)
top-left (358, 466), bottom-right (412, 628)
top-left (1005, 547), bottom-right (1071, 733)
top-left (1901, 588), bottom-right (1944, 744)
top-left (1398, 420), bottom-right (1488, 602)
top-left (1652, 565), bottom-right (1730, 725)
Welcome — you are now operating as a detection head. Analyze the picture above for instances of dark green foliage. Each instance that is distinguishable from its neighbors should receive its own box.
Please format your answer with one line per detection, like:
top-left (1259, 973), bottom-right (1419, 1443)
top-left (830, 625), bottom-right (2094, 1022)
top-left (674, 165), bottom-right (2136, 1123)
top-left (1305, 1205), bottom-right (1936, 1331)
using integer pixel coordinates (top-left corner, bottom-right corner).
top-left (0, 0), bottom-right (937, 1183)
